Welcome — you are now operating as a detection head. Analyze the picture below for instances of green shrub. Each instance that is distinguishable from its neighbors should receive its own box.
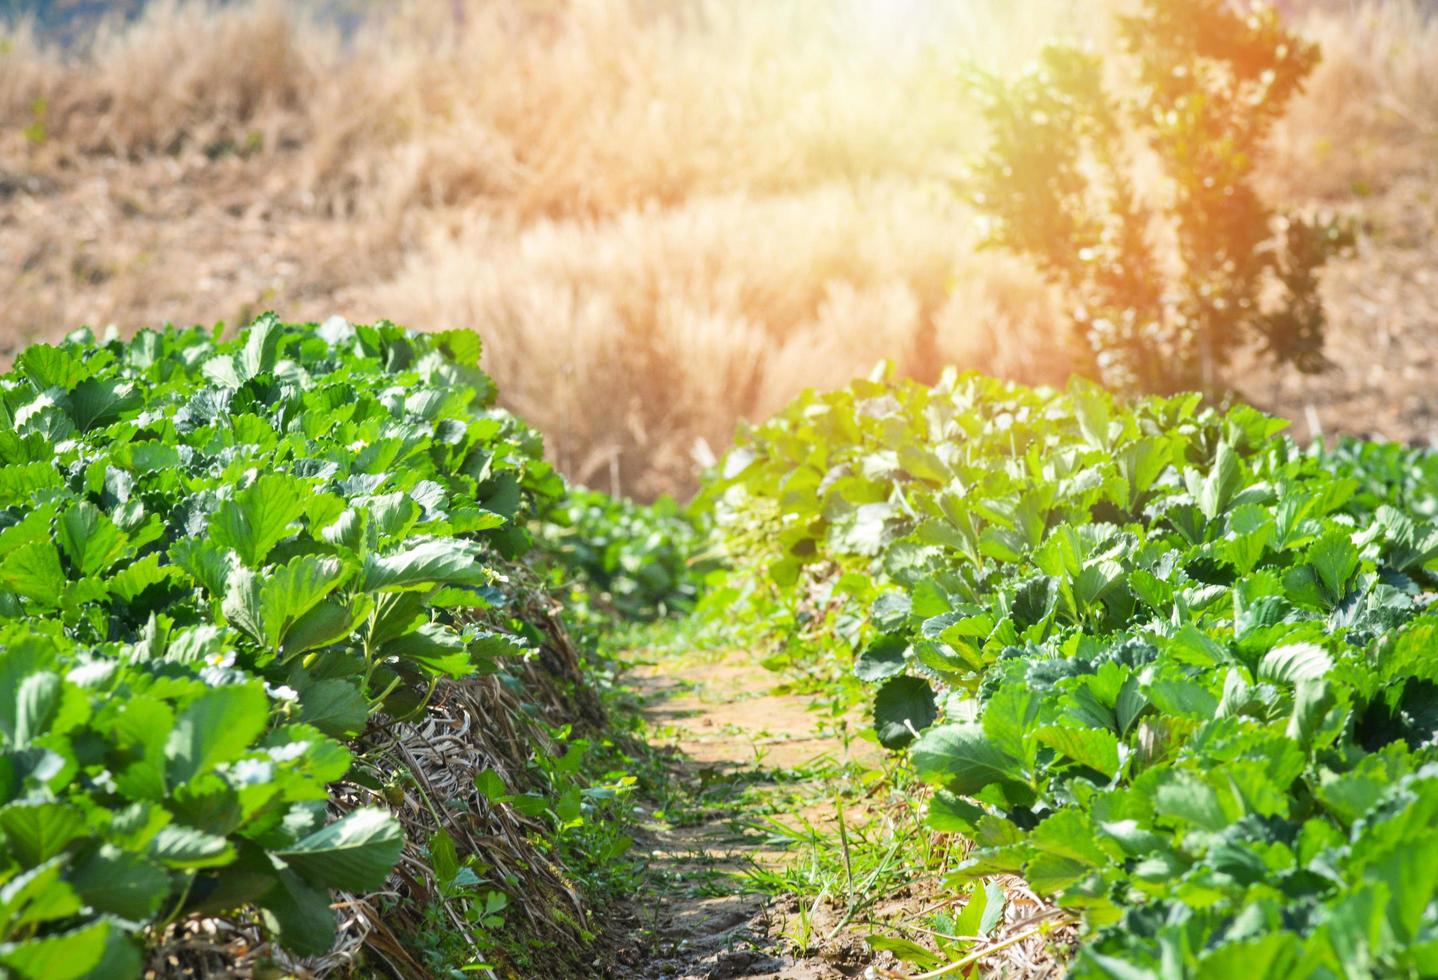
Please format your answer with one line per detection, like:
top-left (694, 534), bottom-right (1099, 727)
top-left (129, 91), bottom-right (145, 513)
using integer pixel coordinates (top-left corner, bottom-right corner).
top-left (703, 369), bottom-right (1438, 974)
top-left (0, 316), bottom-right (577, 974)
top-left (537, 488), bottom-right (710, 624)
top-left (965, 0), bottom-right (1354, 394)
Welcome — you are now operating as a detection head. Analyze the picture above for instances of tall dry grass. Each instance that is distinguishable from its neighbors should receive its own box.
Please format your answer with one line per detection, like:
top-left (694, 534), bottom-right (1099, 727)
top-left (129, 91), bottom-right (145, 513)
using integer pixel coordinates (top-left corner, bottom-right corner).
top-left (368, 183), bottom-right (1064, 493)
top-left (3, 0), bottom-right (1436, 495)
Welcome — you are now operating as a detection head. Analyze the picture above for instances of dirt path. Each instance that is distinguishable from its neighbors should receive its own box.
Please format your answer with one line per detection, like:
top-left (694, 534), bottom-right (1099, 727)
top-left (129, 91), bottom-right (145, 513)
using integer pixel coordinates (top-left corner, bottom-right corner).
top-left (608, 650), bottom-right (890, 980)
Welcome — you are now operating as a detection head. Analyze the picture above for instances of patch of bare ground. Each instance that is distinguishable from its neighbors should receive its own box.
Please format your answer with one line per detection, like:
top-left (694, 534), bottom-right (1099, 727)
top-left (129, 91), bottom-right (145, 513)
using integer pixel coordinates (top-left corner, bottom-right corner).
top-left (0, 149), bottom-right (398, 352)
top-left (1253, 173), bottom-right (1438, 446)
top-left (607, 651), bottom-right (893, 980)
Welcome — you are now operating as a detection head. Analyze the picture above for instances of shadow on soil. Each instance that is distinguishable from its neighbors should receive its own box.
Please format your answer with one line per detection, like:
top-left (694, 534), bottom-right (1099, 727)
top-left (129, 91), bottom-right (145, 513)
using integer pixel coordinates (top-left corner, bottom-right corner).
top-left (604, 652), bottom-right (891, 980)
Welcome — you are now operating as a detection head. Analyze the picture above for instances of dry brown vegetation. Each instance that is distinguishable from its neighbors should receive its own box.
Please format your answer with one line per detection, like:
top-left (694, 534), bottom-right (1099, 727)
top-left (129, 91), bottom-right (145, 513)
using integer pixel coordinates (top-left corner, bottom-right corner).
top-left (3, 0), bottom-right (1437, 496)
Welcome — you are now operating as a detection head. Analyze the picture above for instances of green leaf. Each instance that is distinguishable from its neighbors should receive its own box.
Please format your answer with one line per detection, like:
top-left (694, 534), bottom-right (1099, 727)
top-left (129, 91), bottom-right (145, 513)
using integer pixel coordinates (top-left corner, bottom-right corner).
top-left (1193, 934), bottom-right (1300, 980)
top-left (429, 829), bottom-right (460, 885)
top-left (297, 680), bottom-right (370, 738)
top-left (1153, 774), bottom-right (1233, 832)
top-left (1071, 380), bottom-right (1113, 450)
top-left (1116, 436), bottom-right (1174, 509)
top-left (148, 824), bottom-right (235, 869)
top-left (0, 464), bottom-right (62, 509)
top-left (0, 917), bottom-right (111, 980)
top-left (164, 684), bottom-right (269, 787)
top-left (108, 553), bottom-right (179, 604)
top-left (871, 592), bottom-right (913, 632)
top-left (274, 808), bottom-right (404, 892)
top-left (381, 622), bottom-right (474, 679)
top-left (911, 723), bottom-right (1025, 795)
top-left (1308, 529), bottom-right (1359, 601)
top-left (203, 317), bottom-right (280, 388)
top-left (864, 934), bottom-right (944, 970)
top-left (238, 316), bottom-right (281, 380)
top-left (259, 867), bottom-right (336, 957)
top-left (1197, 441), bottom-right (1242, 522)
top-left (927, 791), bottom-right (984, 834)
top-left (0, 801), bottom-right (87, 865)
top-left (225, 555), bottom-right (349, 652)
top-left (67, 378), bottom-right (140, 431)
top-left (1258, 643), bottom-right (1333, 685)
top-left (1036, 725), bottom-right (1120, 778)
top-left (0, 541), bottom-right (67, 608)
top-left (1025, 850), bottom-right (1093, 894)
top-left (281, 597), bottom-right (368, 661)
top-left (949, 879), bottom-right (1001, 941)
top-left (854, 634), bottom-right (908, 683)
top-left (170, 538), bottom-right (233, 596)
top-left (361, 539), bottom-right (489, 592)
top-left (0, 857), bottom-right (81, 932)
top-left (262, 557), bottom-right (345, 644)
top-left (1218, 503), bottom-right (1273, 574)
top-left (13, 671), bottom-right (61, 748)
top-left (983, 684), bottom-right (1038, 770)
top-left (57, 502), bottom-right (129, 576)
top-left (70, 845), bottom-right (171, 920)
top-left (872, 675), bottom-right (938, 750)
top-left (220, 566), bottom-right (265, 648)
top-left (1287, 678), bottom-right (1337, 748)
top-left (209, 474), bottom-right (309, 567)
top-left (15, 344), bottom-right (87, 389)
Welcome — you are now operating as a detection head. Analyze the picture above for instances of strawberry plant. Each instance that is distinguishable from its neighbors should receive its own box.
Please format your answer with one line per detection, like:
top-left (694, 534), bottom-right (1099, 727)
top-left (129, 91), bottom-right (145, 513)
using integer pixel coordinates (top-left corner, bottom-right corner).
top-left (0, 316), bottom-right (615, 975)
top-left (703, 370), bottom-right (1438, 974)
top-left (537, 488), bottom-right (710, 623)
top-left (964, 0), bottom-right (1354, 394)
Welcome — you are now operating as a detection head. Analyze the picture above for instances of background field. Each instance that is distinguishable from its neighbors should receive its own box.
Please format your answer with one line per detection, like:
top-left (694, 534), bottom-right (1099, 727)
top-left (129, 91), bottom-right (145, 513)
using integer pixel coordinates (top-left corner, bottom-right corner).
top-left (3, 0), bottom-right (1436, 496)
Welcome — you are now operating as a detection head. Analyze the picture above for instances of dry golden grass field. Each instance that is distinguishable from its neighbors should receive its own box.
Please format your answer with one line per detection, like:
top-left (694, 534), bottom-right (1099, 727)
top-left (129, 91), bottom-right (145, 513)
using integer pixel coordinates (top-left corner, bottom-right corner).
top-left (3, 0), bottom-right (1437, 496)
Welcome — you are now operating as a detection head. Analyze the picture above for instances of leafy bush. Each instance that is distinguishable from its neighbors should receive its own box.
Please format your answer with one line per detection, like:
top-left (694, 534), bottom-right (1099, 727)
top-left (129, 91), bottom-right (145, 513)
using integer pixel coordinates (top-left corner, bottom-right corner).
top-left (537, 488), bottom-right (709, 624)
top-left (704, 369), bottom-right (1438, 974)
top-left (0, 316), bottom-right (579, 974)
top-left (965, 0), bottom-right (1354, 394)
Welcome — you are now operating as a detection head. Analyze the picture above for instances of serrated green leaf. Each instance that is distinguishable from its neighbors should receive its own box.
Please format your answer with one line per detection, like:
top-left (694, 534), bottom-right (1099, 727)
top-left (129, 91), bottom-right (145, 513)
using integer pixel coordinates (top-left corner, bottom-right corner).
top-left (1036, 725), bottom-right (1120, 778)
top-left (164, 684), bottom-right (269, 787)
top-left (297, 680), bottom-right (369, 738)
top-left (148, 823), bottom-right (235, 869)
top-left (108, 553), bottom-right (179, 604)
top-left (0, 541), bottom-right (66, 608)
top-left (380, 622), bottom-right (474, 679)
top-left (0, 917), bottom-right (110, 980)
top-left (281, 597), bottom-right (368, 661)
top-left (12, 671), bottom-right (60, 748)
top-left (0, 801), bottom-right (87, 866)
top-left (0, 857), bottom-right (81, 933)
top-left (57, 502), bottom-right (129, 576)
top-left (209, 474), bottom-right (308, 567)
top-left (259, 866), bottom-right (336, 957)
top-left (1258, 643), bottom-right (1333, 685)
top-left (1308, 529), bottom-right (1359, 601)
top-left (911, 723), bottom-right (1025, 795)
top-left (274, 808), bottom-right (403, 892)
top-left (361, 539), bottom-right (488, 592)
top-left (70, 845), bottom-right (171, 920)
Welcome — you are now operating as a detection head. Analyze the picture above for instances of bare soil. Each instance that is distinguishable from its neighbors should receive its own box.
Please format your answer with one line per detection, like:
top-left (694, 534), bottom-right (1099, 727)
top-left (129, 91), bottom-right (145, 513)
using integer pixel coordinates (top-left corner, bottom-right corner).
top-left (606, 651), bottom-right (894, 980)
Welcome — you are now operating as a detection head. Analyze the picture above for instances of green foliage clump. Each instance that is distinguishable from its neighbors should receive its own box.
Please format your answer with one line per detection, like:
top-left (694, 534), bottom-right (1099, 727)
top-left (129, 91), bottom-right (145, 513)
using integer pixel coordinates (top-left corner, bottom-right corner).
top-left (703, 367), bottom-right (1438, 975)
top-left (966, 0), bottom-right (1354, 394)
top-left (0, 316), bottom-right (593, 975)
top-left (537, 488), bottom-right (710, 624)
